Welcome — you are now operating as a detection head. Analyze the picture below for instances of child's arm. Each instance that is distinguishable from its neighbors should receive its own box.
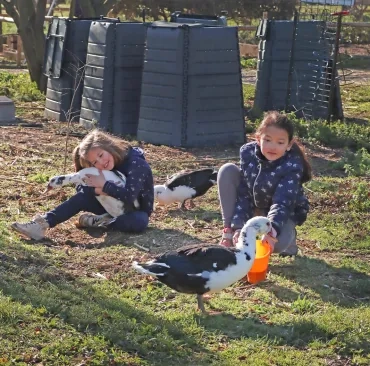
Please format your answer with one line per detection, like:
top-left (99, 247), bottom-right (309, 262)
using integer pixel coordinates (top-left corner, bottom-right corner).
top-left (268, 166), bottom-right (305, 235)
top-left (231, 145), bottom-right (255, 229)
top-left (102, 158), bottom-right (151, 205)
top-left (231, 176), bottom-right (255, 229)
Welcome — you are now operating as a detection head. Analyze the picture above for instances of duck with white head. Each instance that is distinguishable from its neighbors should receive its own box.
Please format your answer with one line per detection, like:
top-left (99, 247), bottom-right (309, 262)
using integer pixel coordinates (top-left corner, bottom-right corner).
top-left (132, 216), bottom-right (272, 314)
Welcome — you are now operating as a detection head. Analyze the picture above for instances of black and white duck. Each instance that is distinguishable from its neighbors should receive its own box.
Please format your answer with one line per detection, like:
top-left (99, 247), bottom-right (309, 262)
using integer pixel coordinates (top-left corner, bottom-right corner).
top-left (154, 168), bottom-right (218, 209)
top-left (46, 167), bottom-right (139, 219)
top-left (132, 216), bottom-right (272, 313)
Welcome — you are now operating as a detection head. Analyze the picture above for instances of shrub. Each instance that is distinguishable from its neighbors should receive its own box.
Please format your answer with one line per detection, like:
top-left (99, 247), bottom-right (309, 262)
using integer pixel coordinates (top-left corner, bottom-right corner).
top-left (0, 71), bottom-right (44, 102)
top-left (332, 148), bottom-right (370, 177)
top-left (349, 182), bottom-right (370, 212)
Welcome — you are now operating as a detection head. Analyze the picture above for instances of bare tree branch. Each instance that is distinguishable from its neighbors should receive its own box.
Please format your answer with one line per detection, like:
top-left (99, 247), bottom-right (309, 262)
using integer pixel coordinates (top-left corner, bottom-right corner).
top-left (0, 0), bottom-right (20, 26)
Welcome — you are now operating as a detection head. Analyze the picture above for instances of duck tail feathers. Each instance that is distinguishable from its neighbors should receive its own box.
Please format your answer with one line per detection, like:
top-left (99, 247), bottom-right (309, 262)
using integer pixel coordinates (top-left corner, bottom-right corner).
top-left (210, 170), bottom-right (218, 184)
top-left (132, 261), bottom-right (167, 277)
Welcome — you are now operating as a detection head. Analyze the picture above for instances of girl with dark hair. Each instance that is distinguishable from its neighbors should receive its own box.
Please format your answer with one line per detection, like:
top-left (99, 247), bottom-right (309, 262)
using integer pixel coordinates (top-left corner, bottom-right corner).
top-left (218, 111), bottom-right (311, 256)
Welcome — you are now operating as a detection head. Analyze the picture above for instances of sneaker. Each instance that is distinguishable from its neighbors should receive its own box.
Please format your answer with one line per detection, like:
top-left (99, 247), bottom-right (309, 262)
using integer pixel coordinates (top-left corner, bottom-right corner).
top-left (77, 213), bottom-right (114, 228)
top-left (220, 227), bottom-right (234, 248)
top-left (279, 246), bottom-right (298, 257)
top-left (11, 214), bottom-right (49, 240)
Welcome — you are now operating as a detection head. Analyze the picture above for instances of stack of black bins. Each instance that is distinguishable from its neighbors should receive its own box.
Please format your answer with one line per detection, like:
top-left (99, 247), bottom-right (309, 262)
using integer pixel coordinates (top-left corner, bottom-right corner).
top-left (137, 22), bottom-right (245, 147)
top-left (43, 17), bottom-right (118, 122)
top-left (253, 19), bottom-right (343, 120)
top-left (79, 22), bottom-right (147, 136)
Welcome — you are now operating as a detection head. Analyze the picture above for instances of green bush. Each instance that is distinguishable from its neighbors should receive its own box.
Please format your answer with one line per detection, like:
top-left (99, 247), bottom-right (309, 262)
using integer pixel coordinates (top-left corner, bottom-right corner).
top-left (332, 148), bottom-right (370, 177)
top-left (246, 111), bottom-right (370, 152)
top-left (349, 182), bottom-right (370, 212)
top-left (0, 71), bottom-right (44, 102)
top-left (240, 57), bottom-right (257, 70)
top-left (289, 116), bottom-right (370, 151)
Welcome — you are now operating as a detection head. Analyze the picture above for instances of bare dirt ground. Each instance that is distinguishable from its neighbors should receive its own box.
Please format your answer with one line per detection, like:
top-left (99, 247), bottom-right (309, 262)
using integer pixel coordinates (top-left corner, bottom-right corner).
top-left (0, 123), bottom-right (345, 257)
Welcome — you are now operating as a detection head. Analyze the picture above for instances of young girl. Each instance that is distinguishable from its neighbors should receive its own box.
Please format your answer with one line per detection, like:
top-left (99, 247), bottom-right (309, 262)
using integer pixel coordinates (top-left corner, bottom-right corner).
top-left (218, 111), bottom-right (311, 256)
top-left (11, 129), bottom-right (154, 240)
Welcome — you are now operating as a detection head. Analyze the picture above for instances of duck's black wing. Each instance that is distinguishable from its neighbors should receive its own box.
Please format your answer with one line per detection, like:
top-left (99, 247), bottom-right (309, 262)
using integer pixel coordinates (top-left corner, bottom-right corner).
top-left (157, 243), bottom-right (239, 273)
top-left (165, 168), bottom-right (218, 196)
top-left (153, 243), bottom-right (240, 294)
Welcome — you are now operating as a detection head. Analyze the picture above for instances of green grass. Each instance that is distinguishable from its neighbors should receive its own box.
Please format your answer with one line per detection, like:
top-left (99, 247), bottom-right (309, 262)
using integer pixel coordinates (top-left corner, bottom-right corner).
top-left (241, 57), bottom-right (257, 70)
top-left (2, 22), bottom-right (17, 35)
top-left (1, 125), bottom-right (370, 365)
top-left (0, 71), bottom-right (45, 102)
top-left (242, 82), bottom-right (370, 146)
top-left (0, 68), bottom-right (370, 364)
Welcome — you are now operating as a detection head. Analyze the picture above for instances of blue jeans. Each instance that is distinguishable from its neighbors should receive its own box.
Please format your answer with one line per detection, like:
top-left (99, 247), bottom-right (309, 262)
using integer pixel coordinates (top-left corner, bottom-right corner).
top-left (45, 186), bottom-right (149, 233)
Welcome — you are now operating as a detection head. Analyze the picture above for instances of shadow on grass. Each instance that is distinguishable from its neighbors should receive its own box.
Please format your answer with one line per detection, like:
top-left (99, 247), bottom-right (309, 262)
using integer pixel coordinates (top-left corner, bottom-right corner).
top-left (269, 255), bottom-right (370, 308)
top-left (187, 253), bottom-right (370, 356)
top-left (194, 258), bottom-right (370, 356)
top-left (61, 227), bottom-right (203, 254)
top-left (196, 309), bottom-right (370, 355)
top-left (0, 242), bottom-right (213, 365)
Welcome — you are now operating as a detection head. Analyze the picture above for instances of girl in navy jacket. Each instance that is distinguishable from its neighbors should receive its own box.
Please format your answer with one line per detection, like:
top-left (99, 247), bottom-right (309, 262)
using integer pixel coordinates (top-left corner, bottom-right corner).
top-left (12, 129), bottom-right (154, 241)
top-left (218, 111), bottom-right (311, 256)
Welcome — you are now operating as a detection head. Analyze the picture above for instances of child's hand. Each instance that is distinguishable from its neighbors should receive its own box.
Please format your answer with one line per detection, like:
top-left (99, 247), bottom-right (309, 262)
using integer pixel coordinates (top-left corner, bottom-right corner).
top-left (262, 227), bottom-right (278, 252)
top-left (94, 188), bottom-right (108, 196)
top-left (233, 229), bottom-right (241, 245)
top-left (84, 170), bottom-right (106, 188)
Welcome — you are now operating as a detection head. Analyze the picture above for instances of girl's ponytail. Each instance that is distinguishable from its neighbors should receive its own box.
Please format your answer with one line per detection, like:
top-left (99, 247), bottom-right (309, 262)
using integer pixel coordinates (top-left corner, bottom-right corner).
top-left (72, 146), bottom-right (83, 172)
top-left (291, 141), bottom-right (312, 183)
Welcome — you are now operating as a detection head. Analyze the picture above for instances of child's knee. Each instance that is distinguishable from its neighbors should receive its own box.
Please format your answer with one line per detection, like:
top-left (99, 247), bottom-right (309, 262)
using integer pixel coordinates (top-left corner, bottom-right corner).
top-left (129, 212), bottom-right (149, 233)
top-left (218, 163), bottom-right (240, 186)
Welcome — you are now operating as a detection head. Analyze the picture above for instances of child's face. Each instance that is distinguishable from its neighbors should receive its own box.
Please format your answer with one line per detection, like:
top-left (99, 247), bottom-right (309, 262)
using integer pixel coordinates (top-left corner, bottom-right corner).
top-left (86, 147), bottom-right (114, 170)
top-left (258, 126), bottom-right (293, 161)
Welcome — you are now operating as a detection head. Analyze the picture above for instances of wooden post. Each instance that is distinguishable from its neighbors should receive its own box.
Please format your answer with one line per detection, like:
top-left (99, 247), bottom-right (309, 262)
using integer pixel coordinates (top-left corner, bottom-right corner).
top-left (16, 35), bottom-right (22, 67)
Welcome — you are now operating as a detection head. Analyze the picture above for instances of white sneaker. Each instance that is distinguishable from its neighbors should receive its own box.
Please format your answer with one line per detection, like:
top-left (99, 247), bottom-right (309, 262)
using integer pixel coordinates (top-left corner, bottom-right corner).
top-left (78, 213), bottom-right (114, 228)
top-left (11, 214), bottom-right (49, 240)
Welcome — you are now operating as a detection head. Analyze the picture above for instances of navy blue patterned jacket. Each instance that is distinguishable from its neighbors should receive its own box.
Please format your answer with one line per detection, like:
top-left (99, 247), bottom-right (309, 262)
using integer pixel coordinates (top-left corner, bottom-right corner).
top-left (232, 141), bottom-right (309, 235)
top-left (102, 147), bottom-right (154, 216)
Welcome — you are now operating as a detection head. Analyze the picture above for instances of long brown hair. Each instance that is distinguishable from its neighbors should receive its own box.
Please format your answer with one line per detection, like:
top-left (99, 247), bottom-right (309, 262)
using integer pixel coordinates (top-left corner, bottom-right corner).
top-left (255, 111), bottom-right (312, 183)
top-left (75, 129), bottom-right (131, 169)
top-left (72, 145), bottom-right (83, 172)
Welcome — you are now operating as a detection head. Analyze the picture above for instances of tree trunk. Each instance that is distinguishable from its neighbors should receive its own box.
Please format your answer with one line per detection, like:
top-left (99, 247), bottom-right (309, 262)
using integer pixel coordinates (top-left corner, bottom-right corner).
top-left (77, 0), bottom-right (116, 17)
top-left (1, 0), bottom-right (47, 92)
top-left (18, 27), bottom-right (47, 92)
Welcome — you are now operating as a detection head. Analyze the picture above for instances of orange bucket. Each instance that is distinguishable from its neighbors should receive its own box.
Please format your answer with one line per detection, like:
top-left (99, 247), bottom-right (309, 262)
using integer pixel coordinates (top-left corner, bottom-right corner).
top-left (245, 240), bottom-right (271, 284)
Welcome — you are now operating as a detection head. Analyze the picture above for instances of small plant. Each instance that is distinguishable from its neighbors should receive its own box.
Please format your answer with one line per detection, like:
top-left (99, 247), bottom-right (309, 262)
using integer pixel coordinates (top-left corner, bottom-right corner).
top-left (349, 182), bottom-right (370, 212)
top-left (29, 173), bottom-right (49, 184)
top-left (0, 72), bottom-right (44, 102)
top-left (291, 295), bottom-right (317, 314)
top-left (332, 148), bottom-right (370, 177)
top-left (240, 57), bottom-right (257, 69)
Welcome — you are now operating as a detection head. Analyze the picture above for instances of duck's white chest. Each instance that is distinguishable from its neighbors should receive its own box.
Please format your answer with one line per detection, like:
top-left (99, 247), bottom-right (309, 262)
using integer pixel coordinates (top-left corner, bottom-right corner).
top-left (97, 196), bottom-right (125, 217)
top-left (81, 169), bottom-right (126, 217)
top-left (163, 186), bottom-right (196, 203)
top-left (205, 253), bottom-right (255, 292)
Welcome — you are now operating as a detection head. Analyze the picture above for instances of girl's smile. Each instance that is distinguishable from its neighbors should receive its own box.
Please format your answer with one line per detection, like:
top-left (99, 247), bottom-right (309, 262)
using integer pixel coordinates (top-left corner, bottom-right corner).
top-left (258, 125), bottom-right (293, 161)
top-left (86, 147), bottom-right (114, 171)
